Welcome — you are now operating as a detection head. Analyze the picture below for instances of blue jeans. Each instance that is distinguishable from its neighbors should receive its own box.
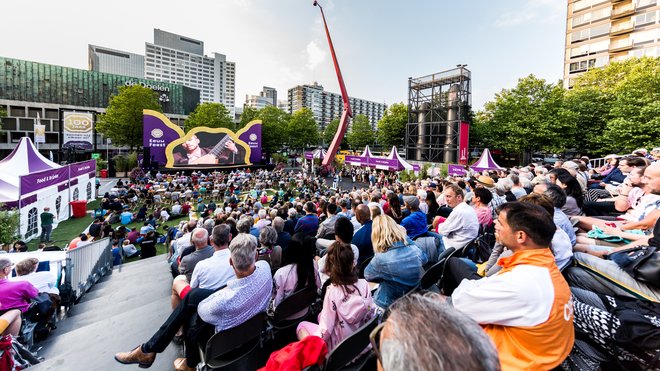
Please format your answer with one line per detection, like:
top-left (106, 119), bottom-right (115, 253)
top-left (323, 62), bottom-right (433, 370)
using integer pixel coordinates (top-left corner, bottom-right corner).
top-left (40, 224), bottom-right (53, 242)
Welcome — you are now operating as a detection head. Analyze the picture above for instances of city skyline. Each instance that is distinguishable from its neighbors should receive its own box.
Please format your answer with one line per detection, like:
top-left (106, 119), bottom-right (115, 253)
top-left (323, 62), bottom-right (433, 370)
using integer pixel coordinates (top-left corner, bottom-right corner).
top-left (0, 0), bottom-right (566, 111)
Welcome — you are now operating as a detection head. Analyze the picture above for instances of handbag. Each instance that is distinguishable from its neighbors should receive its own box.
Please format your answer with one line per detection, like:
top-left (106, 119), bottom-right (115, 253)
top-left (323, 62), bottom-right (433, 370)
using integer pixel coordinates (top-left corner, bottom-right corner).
top-left (608, 246), bottom-right (660, 288)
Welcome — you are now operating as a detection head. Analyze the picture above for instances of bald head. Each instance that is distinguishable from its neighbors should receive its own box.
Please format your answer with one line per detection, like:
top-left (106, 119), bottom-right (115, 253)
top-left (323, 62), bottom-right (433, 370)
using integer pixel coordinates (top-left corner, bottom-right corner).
top-left (645, 162), bottom-right (660, 195)
top-left (191, 227), bottom-right (209, 249)
top-left (355, 204), bottom-right (371, 225)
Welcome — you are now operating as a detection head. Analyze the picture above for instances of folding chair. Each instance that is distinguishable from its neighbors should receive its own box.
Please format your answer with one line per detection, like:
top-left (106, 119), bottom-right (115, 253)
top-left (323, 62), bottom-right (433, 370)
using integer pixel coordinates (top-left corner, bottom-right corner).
top-left (198, 312), bottom-right (267, 370)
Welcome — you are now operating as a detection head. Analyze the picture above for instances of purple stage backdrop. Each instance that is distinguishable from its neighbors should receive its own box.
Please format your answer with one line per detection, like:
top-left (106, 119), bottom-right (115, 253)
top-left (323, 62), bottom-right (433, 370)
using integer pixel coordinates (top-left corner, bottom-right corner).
top-left (143, 112), bottom-right (185, 166)
top-left (447, 164), bottom-right (467, 176)
top-left (237, 122), bottom-right (262, 164)
top-left (70, 160), bottom-right (96, 178)
top-left (20, 167), bottom-right (69, 195)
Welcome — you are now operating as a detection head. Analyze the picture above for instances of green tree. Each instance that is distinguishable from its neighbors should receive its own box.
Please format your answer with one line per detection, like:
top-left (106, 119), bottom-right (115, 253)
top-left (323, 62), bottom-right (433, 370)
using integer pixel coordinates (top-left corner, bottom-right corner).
top-left (0, 106), bottom-right (6, 130)
top-left (238, 106), bottom-right (259, 129)
top-left (258, 105), bottom-right (290, 154)
top-left (287, 108), bottom-right (319, 149)
top-left (376, 103), bottom-right (407, 148)
top-left (472, 75), bottom-right (570, 163)
top-left (96, 85), bottom-right (161, 151)
top-left (560, 86), bottom-right (612, 155)
top-left (569, 57), bottom-right (660, 153)
top-left (322, 118), bottom-right (340, 145)
top-left (347, 114), bottom-right (375, 149)
top-left (184, 102), bottom-right (234, 132)
top-left (0, 208), bottom-right (19, 245)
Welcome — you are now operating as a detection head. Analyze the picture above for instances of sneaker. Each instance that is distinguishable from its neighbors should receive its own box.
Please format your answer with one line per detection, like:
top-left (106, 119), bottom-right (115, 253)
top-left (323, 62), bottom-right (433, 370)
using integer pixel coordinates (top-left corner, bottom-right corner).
top-left (114, 345), bottom-right (156, 368)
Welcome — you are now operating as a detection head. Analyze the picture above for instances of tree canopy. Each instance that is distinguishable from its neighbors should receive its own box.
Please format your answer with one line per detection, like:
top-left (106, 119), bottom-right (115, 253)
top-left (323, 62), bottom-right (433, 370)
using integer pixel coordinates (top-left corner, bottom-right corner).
top-left (257, 105), bottom-right (290, 154)
top-left (376, 103), bottom-right (407, 148)
top-left (347, 114), bottom-right (375, 149)
top-left (322, 118), bottom-right (340, 145)
top-left (286, 108), bottom-right (319, 149)
top-left (184, 102), bottom-right (234, 132)
top-left (238, 106), bottom-right (259, 130)
top-left (96, 85), bottom-right (162, 151)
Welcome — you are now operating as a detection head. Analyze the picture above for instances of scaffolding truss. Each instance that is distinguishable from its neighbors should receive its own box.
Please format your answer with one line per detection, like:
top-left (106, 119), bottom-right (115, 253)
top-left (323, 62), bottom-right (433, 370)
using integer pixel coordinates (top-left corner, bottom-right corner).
top-left (405, 66), bottom-right (471, 163)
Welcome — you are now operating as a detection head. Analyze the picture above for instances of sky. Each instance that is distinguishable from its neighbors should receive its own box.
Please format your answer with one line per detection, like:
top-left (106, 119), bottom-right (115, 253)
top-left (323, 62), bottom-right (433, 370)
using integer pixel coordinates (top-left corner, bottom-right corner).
top-left (0, 0), bottom-right (567, 111)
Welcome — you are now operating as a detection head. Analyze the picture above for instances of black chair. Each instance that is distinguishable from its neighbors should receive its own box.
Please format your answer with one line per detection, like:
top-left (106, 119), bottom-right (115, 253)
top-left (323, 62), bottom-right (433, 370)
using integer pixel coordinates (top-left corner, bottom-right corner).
top-left (419, 247), bottom-right (457, 290)
top-left (199, 311), bottom-right (267, 370)
top-left (269, 287), bottom-right (318, 330)
top-left (322, 315), bottom-right (380, 371)
top-left (358, 256), bottom-right (373, 279)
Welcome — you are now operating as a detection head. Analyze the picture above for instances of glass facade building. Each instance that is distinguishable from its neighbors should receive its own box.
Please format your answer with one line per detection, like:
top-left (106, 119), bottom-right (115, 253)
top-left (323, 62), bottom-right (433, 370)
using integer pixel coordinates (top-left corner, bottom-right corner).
top-left (0, 57), bottom-right (199, 115)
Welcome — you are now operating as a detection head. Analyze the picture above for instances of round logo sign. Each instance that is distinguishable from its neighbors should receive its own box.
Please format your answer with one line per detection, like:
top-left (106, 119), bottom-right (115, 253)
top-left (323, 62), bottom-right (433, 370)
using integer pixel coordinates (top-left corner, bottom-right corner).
top-left (151, 129), bottom-right (164, 138)
top-left (249, 133), bottom-right (257, 141)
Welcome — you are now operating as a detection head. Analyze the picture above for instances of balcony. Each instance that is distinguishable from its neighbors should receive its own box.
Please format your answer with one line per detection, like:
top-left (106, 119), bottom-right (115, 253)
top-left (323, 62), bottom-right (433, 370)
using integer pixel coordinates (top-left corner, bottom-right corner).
top-left (611, 2), bottom-right (635, 19)
top-left (609, 38), bottom-right (633, 52)
top-left (610, 20), bottom-right (634, 35)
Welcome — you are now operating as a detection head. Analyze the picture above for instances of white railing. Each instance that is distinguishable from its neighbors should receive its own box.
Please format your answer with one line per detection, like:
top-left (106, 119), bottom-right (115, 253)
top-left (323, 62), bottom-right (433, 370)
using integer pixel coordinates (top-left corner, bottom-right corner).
top-left (589, 157), bottom-right (607, 169)
top-left (64, 238), bottom-right (112, 303)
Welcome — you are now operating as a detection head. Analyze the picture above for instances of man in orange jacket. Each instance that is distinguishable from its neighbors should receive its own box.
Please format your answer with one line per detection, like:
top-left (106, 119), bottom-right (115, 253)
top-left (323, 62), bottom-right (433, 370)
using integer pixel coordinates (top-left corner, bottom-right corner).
top-left (449, 202), bottom-right (574, 370)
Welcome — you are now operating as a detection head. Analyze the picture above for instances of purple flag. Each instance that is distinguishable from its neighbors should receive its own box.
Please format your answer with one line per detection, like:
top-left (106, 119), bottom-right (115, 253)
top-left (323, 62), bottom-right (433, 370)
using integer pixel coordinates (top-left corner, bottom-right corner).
top-left (237, 121), bottom-right (262, 164)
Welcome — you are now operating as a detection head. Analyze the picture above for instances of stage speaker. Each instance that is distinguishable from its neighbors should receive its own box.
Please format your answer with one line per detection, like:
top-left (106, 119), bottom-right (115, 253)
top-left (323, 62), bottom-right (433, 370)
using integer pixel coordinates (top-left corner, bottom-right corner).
top-left (108, 158), bottom-right (116, 178)
top-left (143, 147), bottom-right (151, 166)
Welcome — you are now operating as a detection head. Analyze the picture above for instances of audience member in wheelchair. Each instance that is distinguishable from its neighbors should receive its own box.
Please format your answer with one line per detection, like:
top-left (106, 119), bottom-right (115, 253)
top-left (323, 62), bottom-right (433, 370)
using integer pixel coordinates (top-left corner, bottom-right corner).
top-left (374, 292), bottom-right (500, 371)
top-left (364, 215), bottom-right (426, 309)
top-left (271, 233), bottom-right (320, 318)
top-left (297, 242), bottom-right (373, 350)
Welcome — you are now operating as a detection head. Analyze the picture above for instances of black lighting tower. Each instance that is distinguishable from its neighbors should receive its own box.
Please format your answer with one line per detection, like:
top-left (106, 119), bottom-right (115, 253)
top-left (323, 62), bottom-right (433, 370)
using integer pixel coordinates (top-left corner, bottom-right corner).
top-left (405, 65), bottom-right (471, 163)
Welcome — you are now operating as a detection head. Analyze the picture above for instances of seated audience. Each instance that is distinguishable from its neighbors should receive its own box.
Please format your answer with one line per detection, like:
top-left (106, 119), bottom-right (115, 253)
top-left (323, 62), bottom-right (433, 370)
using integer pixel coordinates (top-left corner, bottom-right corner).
top-left (297, 242), bottom-right (373, 350)
top-left (400, 196), bottom-right (428, 240)
top-left (178, 228), bottom-right (214, 282)
top-left (376, 292), bottom-right (500, 371)
top-left (272, 233), bottom-right (320, 316)
top-left (435, 184), bottom-right (479, 249)
top-left (257, 226), bottom-right (282, 271)
top-left (352, 204), bottom-right (374, 266)
top-left (471, 187), bottom-right (493, 228)
top-left (0, 258), bottom-right (38, 313)
top-left (364, 215), bottom-right (426, 308)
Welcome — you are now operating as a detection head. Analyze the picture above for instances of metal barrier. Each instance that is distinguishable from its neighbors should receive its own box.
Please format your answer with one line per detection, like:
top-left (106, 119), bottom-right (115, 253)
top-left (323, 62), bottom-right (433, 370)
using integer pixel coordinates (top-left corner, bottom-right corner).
top-left (589, 157), bottom-right (606, 170)
top-left (64, 238), bottom-right (113, 303)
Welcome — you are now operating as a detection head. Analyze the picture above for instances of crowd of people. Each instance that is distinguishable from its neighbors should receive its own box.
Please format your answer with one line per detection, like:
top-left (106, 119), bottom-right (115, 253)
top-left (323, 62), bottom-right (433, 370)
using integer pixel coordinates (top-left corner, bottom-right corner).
top-left (2, 147), bottom-right (659, 370)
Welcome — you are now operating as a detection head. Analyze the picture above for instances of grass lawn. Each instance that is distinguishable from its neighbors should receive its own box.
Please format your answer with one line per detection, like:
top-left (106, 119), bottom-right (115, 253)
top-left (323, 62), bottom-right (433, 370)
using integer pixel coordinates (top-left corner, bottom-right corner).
top-left (27, 199), bottom-right (101, 251)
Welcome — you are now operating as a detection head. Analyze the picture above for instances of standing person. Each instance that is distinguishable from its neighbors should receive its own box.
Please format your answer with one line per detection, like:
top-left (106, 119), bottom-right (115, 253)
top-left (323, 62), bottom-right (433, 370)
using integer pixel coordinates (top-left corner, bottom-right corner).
top-left (40, 207), bottom-right (55, 243)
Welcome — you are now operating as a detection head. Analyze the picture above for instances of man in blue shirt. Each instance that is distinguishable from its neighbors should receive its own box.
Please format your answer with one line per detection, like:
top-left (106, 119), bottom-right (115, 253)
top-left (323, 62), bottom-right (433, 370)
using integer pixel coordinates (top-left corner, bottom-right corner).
top-left (352, 204), bottom-right (374, 266)
top-left (400, 196), bottom-right (428, 239)
top-left (294, 202), bottom-right (319, 237)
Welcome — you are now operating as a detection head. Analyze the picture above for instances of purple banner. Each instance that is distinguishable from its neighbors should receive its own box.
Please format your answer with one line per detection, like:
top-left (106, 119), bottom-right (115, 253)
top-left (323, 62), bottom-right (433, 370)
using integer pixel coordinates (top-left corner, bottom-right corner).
top-left (143, 111), bottom-right (185, 166)
top-left (20, 167), bottom-right (69, 195)
top-left (448, 164), bottom-right (467, 176)
top-left (237, 121), bottom-right (262, 164)
top-left (69, 160), bottom-right (96, 178)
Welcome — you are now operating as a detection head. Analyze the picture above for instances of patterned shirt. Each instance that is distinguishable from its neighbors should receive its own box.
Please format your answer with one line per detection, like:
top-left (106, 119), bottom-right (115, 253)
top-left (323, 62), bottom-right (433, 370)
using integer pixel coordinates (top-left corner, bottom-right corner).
top-left (197, 260), bottom-right (273, 333)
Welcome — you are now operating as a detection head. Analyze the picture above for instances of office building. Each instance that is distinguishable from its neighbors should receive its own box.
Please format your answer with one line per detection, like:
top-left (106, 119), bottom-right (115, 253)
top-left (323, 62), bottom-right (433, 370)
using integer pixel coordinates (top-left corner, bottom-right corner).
top-left (0, 56), bottom-right (199, 157)
top-left (245, 86), bottom-right (278, 109)
top-left (88, 45), bottom-right (144, 79)
top-left (145, 29), bottom-right (236, 113)
top-left (564, 0), bottom-right (660, 88)
top-left (287, 82), bottom-right (386, 130)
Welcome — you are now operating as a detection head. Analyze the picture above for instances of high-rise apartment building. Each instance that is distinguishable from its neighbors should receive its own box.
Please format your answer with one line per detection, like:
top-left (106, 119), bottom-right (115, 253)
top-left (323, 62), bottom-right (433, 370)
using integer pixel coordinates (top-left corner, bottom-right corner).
top-left (245, 86), bottom-right (277, 109)
top-left (145, 29), bottom-right (235, 113)
top-left (89, 29), bottom-right (236, 113)
top-left (287, 82), bottom-right (386, 130)
top-left (88, 45), bottom-right (144, 79)
top-left (564, 0), bottom-right (660, 88)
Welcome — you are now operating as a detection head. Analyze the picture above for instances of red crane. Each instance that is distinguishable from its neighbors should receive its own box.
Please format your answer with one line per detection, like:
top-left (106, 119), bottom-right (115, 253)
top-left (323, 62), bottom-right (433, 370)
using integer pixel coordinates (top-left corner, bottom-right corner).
top-left (313, 1), bottom-right (353, 167)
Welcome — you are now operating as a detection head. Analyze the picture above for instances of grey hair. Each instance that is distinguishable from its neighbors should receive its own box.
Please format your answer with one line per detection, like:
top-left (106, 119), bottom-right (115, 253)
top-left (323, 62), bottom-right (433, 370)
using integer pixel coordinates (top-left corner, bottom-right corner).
top-left (0, 258), bottom-right (11, 271)
top-left (236, 216), bottom-right (254, 234)
top-left (211, 224), bottom-right (231, 247)
top-left (259, 226), bottom-right (278, 247)
top-left (258, 209), bottom-right (267, 219)
top-left (381, 292), bottom-right (500, 371)
top-left (191, 228), bottom-right (209, 247)
top-left (229, 233), bottom-right (257, 272)
top-left (272, 217), bottom-right (285, 232)
top-left (288, 208), bottom-right (297, 218)
top-left (495, 178), bottom-right (512, 195)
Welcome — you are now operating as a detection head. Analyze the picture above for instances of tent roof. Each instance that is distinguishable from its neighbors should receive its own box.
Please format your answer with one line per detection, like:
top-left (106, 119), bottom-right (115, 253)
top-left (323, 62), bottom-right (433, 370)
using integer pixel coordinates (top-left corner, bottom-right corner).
top-left (387, 146), bottom-right (419, 171)
top-left (470, 148), bottom-right (504, 172)
top-left (360, 145), bottom-right (373, 158)
top-left (0, 137), bottom-right (61, 202)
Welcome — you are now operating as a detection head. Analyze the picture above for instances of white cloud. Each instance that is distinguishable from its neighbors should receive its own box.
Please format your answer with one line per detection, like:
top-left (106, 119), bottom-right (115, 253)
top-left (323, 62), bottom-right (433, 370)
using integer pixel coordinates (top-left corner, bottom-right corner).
top-left (305, 41), bottom-right (327, 70)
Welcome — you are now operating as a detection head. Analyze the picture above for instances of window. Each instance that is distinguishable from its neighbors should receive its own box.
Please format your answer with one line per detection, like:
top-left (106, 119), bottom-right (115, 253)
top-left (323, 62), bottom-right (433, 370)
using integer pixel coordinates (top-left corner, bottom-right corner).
top-left (26, 207), bottom-right (38, 239)
top-left (86, 182), bottom-right (92, 200)
top-left (73, 188), bottom-right (79, 201)
top-left (56, 196), bottom-right (62, 216)
top-left (635, 11), bottom-right (657, 26)
top-left (636, 0), bottom-right (657, 8)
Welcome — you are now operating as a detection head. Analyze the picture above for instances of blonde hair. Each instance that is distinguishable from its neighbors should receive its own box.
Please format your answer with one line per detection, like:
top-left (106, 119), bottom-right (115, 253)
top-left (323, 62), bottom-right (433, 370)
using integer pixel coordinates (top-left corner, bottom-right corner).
top-left (371, 215), bottom-right (408, 253)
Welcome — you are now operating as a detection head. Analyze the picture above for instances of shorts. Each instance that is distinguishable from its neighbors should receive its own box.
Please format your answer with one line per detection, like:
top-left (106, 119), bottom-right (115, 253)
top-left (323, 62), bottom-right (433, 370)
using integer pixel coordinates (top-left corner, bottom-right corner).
top-left (179, 285), bottom-right (191, 299)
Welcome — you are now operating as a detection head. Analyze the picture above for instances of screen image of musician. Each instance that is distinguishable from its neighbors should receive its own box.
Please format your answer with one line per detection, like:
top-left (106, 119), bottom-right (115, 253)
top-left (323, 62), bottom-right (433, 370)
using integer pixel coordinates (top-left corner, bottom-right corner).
top-left (172, 133), bottom-right (247, 166)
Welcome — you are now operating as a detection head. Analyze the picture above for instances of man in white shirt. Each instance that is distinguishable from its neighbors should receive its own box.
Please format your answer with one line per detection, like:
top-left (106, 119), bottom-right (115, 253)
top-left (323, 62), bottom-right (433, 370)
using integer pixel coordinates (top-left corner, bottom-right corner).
top-left (437, 184), bottom-right (479, 249)
top-left (189, 225), bottom-right (234, 290)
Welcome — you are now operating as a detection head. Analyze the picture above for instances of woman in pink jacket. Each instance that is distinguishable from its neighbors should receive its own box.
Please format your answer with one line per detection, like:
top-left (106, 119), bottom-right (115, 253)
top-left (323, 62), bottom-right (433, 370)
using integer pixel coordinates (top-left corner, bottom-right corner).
top-left (296, 242), bottom-right (374, 350)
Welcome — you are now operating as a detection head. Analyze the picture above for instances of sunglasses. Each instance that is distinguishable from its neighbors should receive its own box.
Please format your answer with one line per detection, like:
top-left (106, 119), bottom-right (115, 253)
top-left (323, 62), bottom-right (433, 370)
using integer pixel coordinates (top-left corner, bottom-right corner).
top-left (369, 322), bottom-right (386, 364)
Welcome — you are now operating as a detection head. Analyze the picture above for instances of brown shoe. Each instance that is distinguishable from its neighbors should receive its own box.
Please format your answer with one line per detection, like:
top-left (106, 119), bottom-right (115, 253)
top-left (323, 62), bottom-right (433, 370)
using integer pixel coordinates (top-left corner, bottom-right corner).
top-left (114, 345), bottom-right (156, 368)
top-left (174, 358), bottom-right (196, 371)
